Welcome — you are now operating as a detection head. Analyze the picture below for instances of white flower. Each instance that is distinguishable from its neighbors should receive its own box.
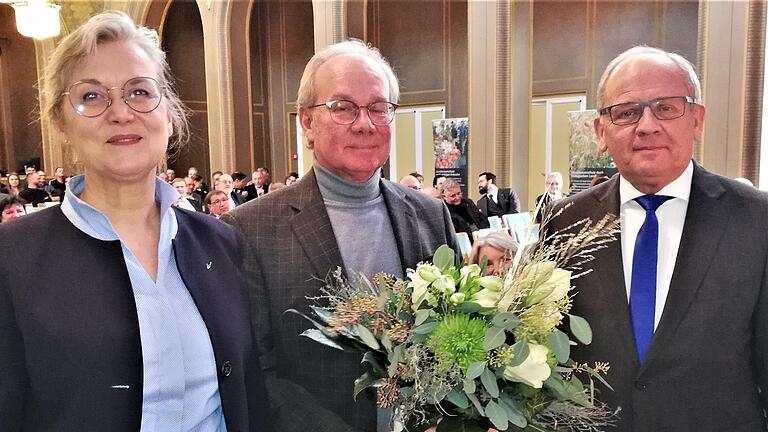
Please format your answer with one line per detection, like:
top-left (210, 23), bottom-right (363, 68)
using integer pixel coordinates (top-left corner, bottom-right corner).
top-left (459, 264), bottom-right (482, 290)
top-left (478, 275), bottom-right (503, 292)
top-left (449, 292), bottom-right (466, 304)
top-left (502, 343), bottom-right (552, 388)
top-left (409, 264), bottom-right (440, 310)
top-left (470, 288), bottom-right (500, 308)
top-left (433, 274), bottom-right (456, 296)
top-left (525, 267), bottom-right (571, 306)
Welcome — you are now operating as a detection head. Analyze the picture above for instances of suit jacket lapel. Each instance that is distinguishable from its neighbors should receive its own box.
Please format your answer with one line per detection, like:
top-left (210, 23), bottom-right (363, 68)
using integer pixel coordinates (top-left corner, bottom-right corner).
top-left (589, 178), bottom-right (639, 368)
top-left (381, 180), bottom-right (422, 270)
top-left (644, 163), bottom-right (728, 365)
top-left (289, 170), bottom-right (345, 278)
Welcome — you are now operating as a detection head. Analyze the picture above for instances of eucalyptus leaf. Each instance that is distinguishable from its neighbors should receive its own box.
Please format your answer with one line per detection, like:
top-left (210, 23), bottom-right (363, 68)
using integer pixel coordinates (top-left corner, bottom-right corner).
top-left (361, 351), bottom-right (387, 375)
top-left (508, 340), bottom-right (530, 367)
top-left (499, 393), bottom-right (527, 428)
top-left (547, 329), bottom-right (570, 363)
top-left (285, 308), bottom-right (329, 331)
top-left (568, 314), bottom-right (593, 345)
top-left (433, 244), bottom-right (456, 271)
top-left (463, 378), bottom-right (476, 394)
top-left (491, 312), bottom-right (521, 330)
top-left (309, 306), bottom-right (334, 324)
top-left (483, 326), bottom-right (506, 351)
top-left (413, 321), bottom-right (439, 335)
top-left (485, 400), bottom-right (509, 430)
top-left (354, 325), bottom-right (380, 350)
top-left (480, 368), bottom-right (499, 398)
top-left (415, 309), bottom-right (432, 326)
top-left (299, 329), bottom-right (345, 351)
top-left (353, 371), bottom-right (375, 399)
top-left (466, 362), bottom-right (486, 381)
top-left (445, 388), bottom-right (470, 409)
top-left (466, 393), bottom-right (485, 416)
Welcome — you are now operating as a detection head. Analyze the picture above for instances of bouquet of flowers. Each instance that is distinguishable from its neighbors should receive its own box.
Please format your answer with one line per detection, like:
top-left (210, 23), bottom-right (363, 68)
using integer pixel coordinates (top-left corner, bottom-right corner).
top-left (289, 212), bottom-right (620, 431)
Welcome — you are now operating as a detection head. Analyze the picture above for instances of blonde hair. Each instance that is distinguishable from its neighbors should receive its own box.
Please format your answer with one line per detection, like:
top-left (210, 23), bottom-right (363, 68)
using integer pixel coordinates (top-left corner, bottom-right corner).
top-left (41, 11), bottom-right (189, 153)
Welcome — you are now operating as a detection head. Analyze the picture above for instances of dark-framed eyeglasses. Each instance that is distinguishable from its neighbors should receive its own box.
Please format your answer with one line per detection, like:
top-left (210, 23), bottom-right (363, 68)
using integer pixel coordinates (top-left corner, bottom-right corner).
top-left (308, 100), bottom-right (399, 126)
top-left (598, 96), bottom-right (696, 126)
top-left (62, 76), bottom-right (165, 118)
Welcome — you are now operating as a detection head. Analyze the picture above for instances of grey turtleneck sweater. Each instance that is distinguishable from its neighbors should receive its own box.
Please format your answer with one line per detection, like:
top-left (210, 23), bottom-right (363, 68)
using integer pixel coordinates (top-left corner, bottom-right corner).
top-left (314, 162), bottom-right (404, 281)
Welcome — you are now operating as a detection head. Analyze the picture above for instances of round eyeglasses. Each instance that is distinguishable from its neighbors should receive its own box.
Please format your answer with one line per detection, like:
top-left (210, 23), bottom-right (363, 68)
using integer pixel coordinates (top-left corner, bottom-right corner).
top-left (598, 96), bottom-right (696, 126)
top-left (308, 100), bottom-right (399, 126)
top-left (62, 76), bottom-right (165, 118)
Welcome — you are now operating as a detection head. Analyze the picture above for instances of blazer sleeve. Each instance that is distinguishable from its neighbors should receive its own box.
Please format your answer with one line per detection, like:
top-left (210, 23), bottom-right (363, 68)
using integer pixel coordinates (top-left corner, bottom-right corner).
top-left (224, 215), bottom-right (366, 432)
top-left (508, 189), bottom-right (521, 214)
top-left (0, 277), bottom-right (26, 432)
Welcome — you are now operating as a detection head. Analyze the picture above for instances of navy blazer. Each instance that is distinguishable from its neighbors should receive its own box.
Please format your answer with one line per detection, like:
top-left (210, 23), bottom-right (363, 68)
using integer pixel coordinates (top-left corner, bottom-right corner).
top-left (541, 163), bottom-right (768, 431)
top-left (0, 206), bottom-right (272, 432)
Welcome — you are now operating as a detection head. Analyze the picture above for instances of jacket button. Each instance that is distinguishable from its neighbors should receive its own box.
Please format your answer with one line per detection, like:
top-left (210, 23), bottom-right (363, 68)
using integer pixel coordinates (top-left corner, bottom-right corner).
top-left (221, 361), bottom-right (232, 377)
top-left (634, 380), bottom-right (647, 390)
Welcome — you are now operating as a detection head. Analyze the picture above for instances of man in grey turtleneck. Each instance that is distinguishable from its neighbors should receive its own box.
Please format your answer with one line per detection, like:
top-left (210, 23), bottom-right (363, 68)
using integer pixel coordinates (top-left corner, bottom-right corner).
top-left (223, 40), bottom-right (457, 432)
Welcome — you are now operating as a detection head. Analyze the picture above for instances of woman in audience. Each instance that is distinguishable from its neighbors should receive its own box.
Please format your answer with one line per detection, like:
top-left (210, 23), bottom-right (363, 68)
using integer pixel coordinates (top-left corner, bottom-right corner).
top-left (4, 172), bottom-right (21, 196)
top-left (468, 230), bottom-right (518, 276)
top-left (0, 195), bottom-right (26, 223)
top-left (0, 12), bottom-right (270, 431)
top-left (284, 171), bottom-right (299, 186)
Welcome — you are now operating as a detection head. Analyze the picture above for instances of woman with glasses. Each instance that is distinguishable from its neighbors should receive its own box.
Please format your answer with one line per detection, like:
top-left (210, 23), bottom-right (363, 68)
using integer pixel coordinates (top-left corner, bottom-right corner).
top-left (0, 12), bottom-right (271, 432)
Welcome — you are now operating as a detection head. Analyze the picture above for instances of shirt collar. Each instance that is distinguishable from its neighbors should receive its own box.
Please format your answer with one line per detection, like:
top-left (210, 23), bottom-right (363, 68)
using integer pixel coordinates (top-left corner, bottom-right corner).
top-left (61, 175), bottom-right (179, 241)
top-left (620, 160), bottom-right (693, 205)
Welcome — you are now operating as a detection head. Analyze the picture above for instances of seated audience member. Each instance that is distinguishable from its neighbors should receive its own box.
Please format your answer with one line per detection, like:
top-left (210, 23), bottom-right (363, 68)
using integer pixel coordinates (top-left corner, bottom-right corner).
top-left (211, 170), bottom-right (223, 191)
top-left (231, 171), bottom-right (249, 199)
top-left (433, 175), bottom-right (446, 189)
top-left (4, 173), bottom-right (21, 196)
top-left (409, 171), bottom-right (424, 185)
top-left (0, 196), bottom-right (26, 223)
top-left (534, 171), bottom-right (564, 223)
top-left (205, 190), bottom-right (230, 218)
top-left (187, 166), bottom-right (198, 178)
top-left (399, 174), bottom-right (421, 190)
top-left (476, 171), bottom-right (521, 217)
top-left (244, 168), bottom-right (269, 201)
top-left (191, 174), bottom-right (209, 201)
top-left (216, 173), bottom-right (243, 208)
top-left (284, 172), bottom-right (299, 186)
top-left (468, 230), bottom-right (518, 276)
top-left (165, 168), bottom-right (176, 183)
top-left (183, 176), bottom-right (203, 211)
top-left (49, 167), bottom-right (67, 200)
top-left (19, 171), bottom-right (53, 207)
top-left (441, 179), bottom-right (489, 238)
top-left (171, 178), bottom-right (198, 212)
top-left (266, 182), bottom-right (285, 192)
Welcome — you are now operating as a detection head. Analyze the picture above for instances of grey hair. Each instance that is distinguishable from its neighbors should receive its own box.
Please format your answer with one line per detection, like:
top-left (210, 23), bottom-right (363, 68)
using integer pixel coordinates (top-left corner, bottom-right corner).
top-left (41, 11), bottom-right (189, 153)
top-left (596, 46), bottom-right (701, 109)
top-left (545, 171), bottom-right (563, 184)
top-left (469, 230), bottom-right (519, 265)
top-left (296, 39), bottom-right (400, 108)
top-left (439, 178), bottom-right (461, 194)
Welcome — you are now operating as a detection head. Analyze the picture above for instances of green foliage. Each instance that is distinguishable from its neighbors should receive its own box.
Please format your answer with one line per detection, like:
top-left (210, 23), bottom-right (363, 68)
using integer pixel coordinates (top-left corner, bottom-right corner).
top-left (568, 314), bottom-right (592, 345)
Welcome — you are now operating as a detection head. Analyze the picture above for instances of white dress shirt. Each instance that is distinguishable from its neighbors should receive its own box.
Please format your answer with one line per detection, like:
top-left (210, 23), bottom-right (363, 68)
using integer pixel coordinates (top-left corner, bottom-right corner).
top-left (619, 161), bottom-right (693, 330)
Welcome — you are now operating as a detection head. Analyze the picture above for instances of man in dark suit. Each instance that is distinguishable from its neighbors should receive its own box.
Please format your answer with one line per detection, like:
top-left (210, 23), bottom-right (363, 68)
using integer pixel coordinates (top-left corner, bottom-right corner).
top-left (476, 171), bottom-right (520, 217)
top-left (223, 40), bottom-right (457, 432)
top-left (542, 46), bottom-right (767, 431)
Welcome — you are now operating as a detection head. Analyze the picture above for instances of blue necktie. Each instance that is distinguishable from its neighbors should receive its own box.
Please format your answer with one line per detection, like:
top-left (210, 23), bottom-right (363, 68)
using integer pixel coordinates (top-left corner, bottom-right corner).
top-left (630, 194), bottom-right (673, 363)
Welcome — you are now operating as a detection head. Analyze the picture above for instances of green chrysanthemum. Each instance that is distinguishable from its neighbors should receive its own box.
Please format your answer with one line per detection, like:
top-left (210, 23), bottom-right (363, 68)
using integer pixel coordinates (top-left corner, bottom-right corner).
top-left (427, 314), bottom-right (489, 371)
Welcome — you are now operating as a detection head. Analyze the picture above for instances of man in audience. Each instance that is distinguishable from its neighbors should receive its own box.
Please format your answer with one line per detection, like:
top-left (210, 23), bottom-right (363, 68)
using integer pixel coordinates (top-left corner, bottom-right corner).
top-left (409, 171), bottom-right (424, 185)
top-left (0, 196), bottom-right (25, 223)
top-left (284, 172), bottom-right (299, 186)
top-left (399, 174), bottom-right (421, 190)
top-left (187, 166), bottom-right (198, 178)
top-left (191, 173), bottom-right (209, 201)
top-left (244, 168), bottom-right (269, 201)
top-left (535, 171), bottom-right (564, 223)
top-left (182, 176), bottom-right (203, 211)
top-left (49, 167), bottom-right (67, 200)
top-left (223, 39), bottom-right (457, 432)
top-left (441, 178), bottom-right (488, 238)
top-left (204, 190), bottom-right (230, 218)
top-left (19, 171), bottom-right (52, 207)
top-left (165, 168), bottom-right (176, 183)
top-left (542, 46), bottom-right (768, 431)
top-left (476, 171), bottom-right (520, 217)
top-left (231, 171), bottom-right (249, 199)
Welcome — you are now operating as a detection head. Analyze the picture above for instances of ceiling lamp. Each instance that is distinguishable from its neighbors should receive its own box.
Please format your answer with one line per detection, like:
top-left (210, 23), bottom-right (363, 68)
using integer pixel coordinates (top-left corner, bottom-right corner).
top-left (11, 0), bottom-right (61, 40)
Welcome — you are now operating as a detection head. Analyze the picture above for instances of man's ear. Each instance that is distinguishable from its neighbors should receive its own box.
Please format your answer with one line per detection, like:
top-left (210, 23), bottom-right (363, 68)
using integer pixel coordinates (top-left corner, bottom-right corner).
top-left (299, 106), bottom-right (314, 143)
top-left (594, 117), bottom-right (608, 153)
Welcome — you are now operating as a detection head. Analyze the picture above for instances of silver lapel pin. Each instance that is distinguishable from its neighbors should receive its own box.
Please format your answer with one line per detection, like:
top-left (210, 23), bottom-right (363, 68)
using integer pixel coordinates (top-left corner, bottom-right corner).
top-left (206, 261), bottom-right (213, 270)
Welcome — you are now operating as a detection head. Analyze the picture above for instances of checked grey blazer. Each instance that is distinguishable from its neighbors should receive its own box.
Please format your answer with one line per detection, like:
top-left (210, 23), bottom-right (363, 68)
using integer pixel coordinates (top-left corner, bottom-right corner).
top-left (223, 169), bottom-right (457, 432)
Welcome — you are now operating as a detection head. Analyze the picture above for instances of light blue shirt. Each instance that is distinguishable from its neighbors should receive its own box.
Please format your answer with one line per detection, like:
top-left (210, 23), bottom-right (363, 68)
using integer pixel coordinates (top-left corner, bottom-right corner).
top-left (61, 176), bottom-right (226, 432)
